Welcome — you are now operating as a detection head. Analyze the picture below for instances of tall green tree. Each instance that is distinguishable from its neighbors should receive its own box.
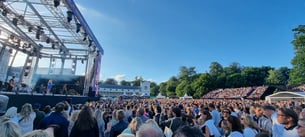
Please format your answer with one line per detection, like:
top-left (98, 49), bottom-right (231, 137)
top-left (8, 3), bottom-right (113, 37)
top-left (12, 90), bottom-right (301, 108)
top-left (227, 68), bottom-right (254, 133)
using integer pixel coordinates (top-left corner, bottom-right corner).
top-left (266, 67), bottom-right (289, 86)
top-left (103, 78), bottom-right (118, 85)
top-left (159, 82), bottom-right (167, 96)
top-left (132, 76), bottom-right (143, 86)
top-left (192, 73), bottom-right (212, 98)
top-left (166, 76), bottom-right (179, 97)
top-left (176, 66), bottom-right (196, 97)
top-left (290, 25), bottom-right (305, 85)
top-left (150, 82), bottom-right (159, 96)
top-left (120, 80), bottom-right (131, 86)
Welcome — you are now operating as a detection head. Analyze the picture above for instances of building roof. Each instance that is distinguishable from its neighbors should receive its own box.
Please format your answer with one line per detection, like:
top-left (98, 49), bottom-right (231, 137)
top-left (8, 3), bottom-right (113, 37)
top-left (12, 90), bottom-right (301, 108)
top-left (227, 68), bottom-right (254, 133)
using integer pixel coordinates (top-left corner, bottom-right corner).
top-left (99, 84), bottom-right (140, 90)
top-left (266, 91), bottom-right (305, 98)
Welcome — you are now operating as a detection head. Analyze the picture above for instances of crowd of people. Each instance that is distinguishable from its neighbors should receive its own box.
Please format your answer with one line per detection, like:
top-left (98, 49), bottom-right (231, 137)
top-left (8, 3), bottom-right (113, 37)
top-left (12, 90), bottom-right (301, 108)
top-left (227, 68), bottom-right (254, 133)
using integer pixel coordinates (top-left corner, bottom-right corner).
top-left (202, 86), bottom-right (268, 99)
top-left (0, 98), bottom-right (305, 137)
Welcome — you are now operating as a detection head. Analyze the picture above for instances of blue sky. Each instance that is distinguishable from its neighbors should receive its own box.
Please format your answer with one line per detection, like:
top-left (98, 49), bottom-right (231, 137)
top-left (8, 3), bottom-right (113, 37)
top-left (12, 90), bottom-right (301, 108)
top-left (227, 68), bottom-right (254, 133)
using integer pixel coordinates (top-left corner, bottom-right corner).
top-left (76, 0), bottom-right (305, 84)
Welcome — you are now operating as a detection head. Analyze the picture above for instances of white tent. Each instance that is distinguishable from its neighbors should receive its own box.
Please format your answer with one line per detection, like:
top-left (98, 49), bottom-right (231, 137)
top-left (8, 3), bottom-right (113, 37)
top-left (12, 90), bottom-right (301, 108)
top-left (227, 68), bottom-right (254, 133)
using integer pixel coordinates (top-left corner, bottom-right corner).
top-left (265, 91), bottom-right (305, 103)
top-left (156, 93), bottom-right (166, 99)
top-left (180, 93), bottom-right (193, 100)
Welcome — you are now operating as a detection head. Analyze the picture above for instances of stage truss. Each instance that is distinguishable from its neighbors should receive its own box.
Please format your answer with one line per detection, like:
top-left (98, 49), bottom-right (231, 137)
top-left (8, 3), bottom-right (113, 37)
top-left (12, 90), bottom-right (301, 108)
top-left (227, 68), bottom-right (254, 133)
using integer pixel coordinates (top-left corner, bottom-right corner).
top-left (0, 0), bottom-right (103, 95)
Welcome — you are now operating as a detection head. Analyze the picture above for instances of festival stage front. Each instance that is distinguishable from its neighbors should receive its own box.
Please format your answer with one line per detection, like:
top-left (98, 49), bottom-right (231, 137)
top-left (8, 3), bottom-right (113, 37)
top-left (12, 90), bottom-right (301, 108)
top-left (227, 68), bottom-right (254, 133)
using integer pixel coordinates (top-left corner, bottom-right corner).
top-left (1, 92), bottom-right (98, 109)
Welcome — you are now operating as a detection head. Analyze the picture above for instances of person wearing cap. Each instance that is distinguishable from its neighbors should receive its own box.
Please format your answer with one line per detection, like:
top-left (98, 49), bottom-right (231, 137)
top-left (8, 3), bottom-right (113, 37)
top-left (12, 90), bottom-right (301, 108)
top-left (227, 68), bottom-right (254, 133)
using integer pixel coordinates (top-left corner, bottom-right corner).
top-left (277, 107), bottom-right (299, 137)
top-left (262, 105), bottom-right (284, 137)
top-left (160, 107), bottom-right (186, 133)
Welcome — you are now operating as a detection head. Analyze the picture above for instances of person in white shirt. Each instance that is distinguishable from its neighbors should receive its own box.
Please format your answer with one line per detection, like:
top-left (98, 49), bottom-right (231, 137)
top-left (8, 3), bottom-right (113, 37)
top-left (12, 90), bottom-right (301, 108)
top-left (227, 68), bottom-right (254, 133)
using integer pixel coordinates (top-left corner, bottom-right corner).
top-left (18, 103), bottom-right (36, 135)
top-left (262, 105), bottom-right (284, 137)
top-left (4, 106), bottom-right (19, 124)
top-left (208, 103), bottom-right (221, 127)
top-left (277, 107), bottom-right (299, 137)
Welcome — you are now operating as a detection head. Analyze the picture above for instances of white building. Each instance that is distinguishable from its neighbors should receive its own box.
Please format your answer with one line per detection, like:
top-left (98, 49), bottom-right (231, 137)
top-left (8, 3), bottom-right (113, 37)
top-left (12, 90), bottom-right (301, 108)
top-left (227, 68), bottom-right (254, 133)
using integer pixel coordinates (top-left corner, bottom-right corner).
top-left (98, 81), bottom-right (150, 98)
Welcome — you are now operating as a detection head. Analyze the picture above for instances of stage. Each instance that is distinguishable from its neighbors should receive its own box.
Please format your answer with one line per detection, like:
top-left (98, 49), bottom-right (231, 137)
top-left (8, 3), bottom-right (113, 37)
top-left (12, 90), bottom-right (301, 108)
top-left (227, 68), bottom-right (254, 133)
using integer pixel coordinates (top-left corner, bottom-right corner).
top-left (0, 91), bottom-right (99, 110)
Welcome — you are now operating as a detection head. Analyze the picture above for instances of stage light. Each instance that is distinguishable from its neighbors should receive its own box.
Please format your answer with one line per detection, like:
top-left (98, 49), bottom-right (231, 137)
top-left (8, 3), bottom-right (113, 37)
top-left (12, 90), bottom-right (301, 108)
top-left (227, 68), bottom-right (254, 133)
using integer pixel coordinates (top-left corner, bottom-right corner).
top-left (96, 50), bottom-right (100, 56)
top-left (16, 39), bottom-right (21, 46)
top-left (2, 9), bottom-right (7, 16)
top-left (9, 34), bottom-right (14, 39)
top-left (46, 38), bottom-right (50, 44)
top-left (82, 33), bottom-right (87, 41)
top-left (38, 44), bottom-right (43, 48)
top-left (54, 0), bottom-right (60, 7)
top-left (51, 43), bottom-right (55, 49)
top-left (76, 23), bottom-right (81, 33)
top-left (12, 18), bottom-right (18, 26)
top-left (28, 26), bottom-right (33, 32)
top-left (92, 46), bottom-right (96, 52)
top-left (81, 59), bottom-right (84, 64)
top-left (8, 48), bottom-right (13, 54)
top-left (66, 11), bottom-right (73, 23)
top-left (88, 39), bottom-right (92, 47)
top-left (36, 26), bottom-right (42, 39)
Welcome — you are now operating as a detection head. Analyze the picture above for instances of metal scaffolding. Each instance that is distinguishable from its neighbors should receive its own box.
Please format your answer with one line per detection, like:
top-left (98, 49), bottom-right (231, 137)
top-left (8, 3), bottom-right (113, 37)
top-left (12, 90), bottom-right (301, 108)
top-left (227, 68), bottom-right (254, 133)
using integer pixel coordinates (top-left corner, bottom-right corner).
top-left (0, 0), bottom-right (103, 95)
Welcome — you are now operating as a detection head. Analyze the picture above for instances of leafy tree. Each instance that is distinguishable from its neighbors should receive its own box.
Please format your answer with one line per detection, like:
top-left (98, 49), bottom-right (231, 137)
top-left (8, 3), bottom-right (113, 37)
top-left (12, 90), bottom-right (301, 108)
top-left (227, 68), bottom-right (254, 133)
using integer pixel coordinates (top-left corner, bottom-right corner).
top-left (150, 82), bottom-right (159, 96)
top-left (159, 82), bottom-right (167, 96)
top-left (267, 67), bottom-right (290, 85)
top-left (289, 25), bottom-right (305, 85)
top-left (132, 76), bottom-right (143, 86)
top-left (120, 80), bottom-right (131, 86)
top-left (166, 76), bottom-right (179, 97)
top-left (224, 62), bottom-right (242, 75)
top-left (176, 80), bottom-right (192, 97)
top-left (191, 73), bottom-right (212, 98)
top-left (176, 66), bottom-right (196, 97)
top-left (209, 62), bottom-right (223, 76)
top-left (103, 78), bottom-right (118, 85)
top-left (226, 73), bottom-right (244, 88)
top-left (178, 66), bottom-right (196, 81)
top-left (241, 66), bottom-right (272, 86)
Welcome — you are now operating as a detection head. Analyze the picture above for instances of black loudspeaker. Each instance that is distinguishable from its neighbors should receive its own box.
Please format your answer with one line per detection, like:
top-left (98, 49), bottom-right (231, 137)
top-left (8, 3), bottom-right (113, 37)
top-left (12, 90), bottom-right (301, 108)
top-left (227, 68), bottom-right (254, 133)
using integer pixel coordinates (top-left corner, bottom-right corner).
top-left (88, 87), bottom-right (95, 97)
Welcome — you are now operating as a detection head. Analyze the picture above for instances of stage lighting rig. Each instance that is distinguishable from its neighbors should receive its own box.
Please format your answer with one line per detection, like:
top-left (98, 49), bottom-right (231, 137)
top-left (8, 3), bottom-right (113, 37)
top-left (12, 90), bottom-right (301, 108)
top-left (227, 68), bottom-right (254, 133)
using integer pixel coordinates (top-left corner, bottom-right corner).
top-left (76, 23), bottom-right (81, 33)
top-left (2, 9), bottom-right (7, 16)
top-left (36, 26), bottom-right (43, 39)
top-left (12, 18), bottom-right (18, 26)
top-left (67, 11), bottom-right (73, 23)
top-left (88, 39), bottom-right (92, 47)
top-left (54, 0), bottom-right (60, 8)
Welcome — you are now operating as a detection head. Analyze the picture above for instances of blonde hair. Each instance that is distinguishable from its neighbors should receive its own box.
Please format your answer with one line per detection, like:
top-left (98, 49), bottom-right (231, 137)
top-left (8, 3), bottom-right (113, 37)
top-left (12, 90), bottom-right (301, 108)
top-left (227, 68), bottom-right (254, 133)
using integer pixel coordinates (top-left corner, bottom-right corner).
top-left (19, 103), bottom-right (33, 121)
top-left (22, 130), bottom-right (52, 137)
top-left (145, 119), bottom-right (159, 127)
top-left (0, 116), bottom-right (21, 137)
top-left (4, 107), bottom-right (18, 118)
top-left (128, 117), bottom-right (143, 134)
top-left (118, 133), bottom-right (136, 137)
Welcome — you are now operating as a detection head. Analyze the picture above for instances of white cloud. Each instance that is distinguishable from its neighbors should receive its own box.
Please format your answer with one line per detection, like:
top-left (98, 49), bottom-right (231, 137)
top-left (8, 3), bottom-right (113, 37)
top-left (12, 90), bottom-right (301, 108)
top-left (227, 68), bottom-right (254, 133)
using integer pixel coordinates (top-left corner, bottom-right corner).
top-left (76, 3), bottom-right (102, 17)
top-left (113, 74), bottom-right (126, 82)
top-left (76, 3), bottom-right (125, 27)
